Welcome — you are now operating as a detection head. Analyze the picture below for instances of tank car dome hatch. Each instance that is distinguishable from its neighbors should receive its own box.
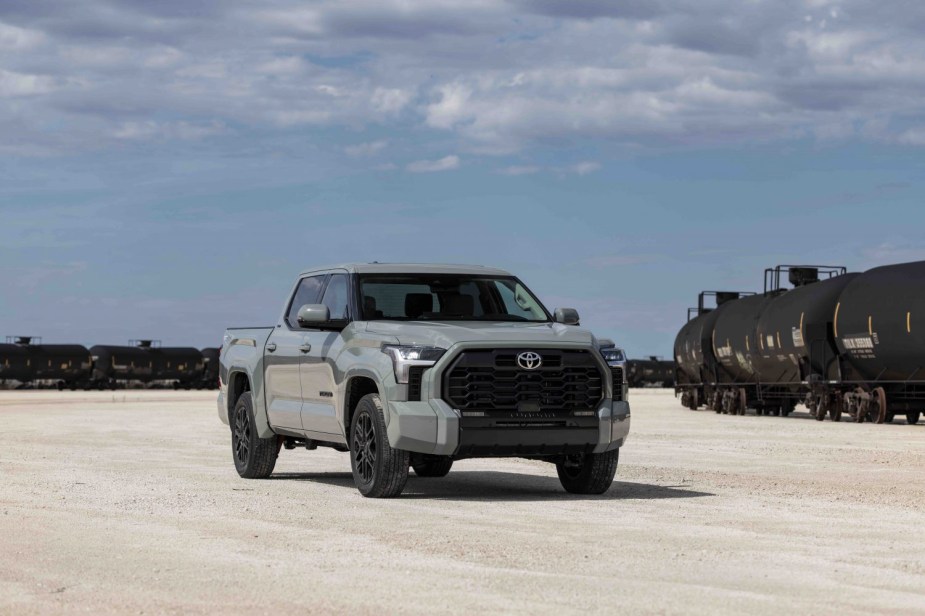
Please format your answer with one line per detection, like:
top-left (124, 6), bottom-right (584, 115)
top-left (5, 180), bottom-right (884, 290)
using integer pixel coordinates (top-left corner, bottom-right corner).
top-left (7, 336), bottom-right (40, 345)
top-left (764, 265), bottom-right (846, 293)
top-left (788, 267), bottom-right (819, 287)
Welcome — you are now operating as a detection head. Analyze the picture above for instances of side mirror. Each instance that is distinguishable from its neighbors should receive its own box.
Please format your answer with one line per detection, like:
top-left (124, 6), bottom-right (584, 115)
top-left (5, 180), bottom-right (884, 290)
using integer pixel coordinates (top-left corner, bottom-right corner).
top-left (297, 304), bottom-right (330, 326)
top-left (554, 307), bottom-right (580, 325)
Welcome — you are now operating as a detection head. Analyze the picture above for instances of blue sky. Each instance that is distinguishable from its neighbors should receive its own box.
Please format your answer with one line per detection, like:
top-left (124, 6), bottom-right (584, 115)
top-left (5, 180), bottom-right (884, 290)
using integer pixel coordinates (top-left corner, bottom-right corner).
top-left (2, 1), bottom-right (925, 355)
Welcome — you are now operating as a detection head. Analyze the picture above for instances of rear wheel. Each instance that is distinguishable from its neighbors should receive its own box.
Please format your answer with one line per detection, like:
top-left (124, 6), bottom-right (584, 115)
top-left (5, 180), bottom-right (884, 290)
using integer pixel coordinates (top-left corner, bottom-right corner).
top-left (232, 392), bottom-right (279, 479)
top-left (412, 456), bottom-right (454, 478)
top-left (556, 450), bottom-right (619, 494)
top-left (350, 394), bottom-right (409, 498)
top-left (907, 411), bottom-right (921, 425)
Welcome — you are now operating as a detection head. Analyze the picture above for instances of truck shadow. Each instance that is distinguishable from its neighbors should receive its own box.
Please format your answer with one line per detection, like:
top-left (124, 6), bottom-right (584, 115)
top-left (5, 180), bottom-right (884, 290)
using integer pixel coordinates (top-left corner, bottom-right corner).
top-left (270, 471), bottom-right (713, 501)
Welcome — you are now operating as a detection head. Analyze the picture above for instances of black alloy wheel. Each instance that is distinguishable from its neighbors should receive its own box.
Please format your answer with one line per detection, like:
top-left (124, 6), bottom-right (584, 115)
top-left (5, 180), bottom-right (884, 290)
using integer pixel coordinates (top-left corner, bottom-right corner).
top-left (233, 403), bottom-right (250, 468)
top-left (352, 412), bottom-right (377, 485)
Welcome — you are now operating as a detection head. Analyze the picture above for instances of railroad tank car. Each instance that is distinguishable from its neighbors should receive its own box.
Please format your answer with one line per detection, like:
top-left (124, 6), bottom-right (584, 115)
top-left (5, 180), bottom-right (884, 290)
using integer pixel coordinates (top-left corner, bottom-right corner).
top-left (30, 344), bottom-right (93, 388)
top-left (0, 337), bottom-right (91, 388)
top-left (712, 293), bottom-right (771, 384)
top-left (148, 346), bottom-right (204, 388)
top-left (831, 260), bottom-right (925, 424)
top-left (200, 347), bottom-right (220, 389)
top-left (627, 357), bottom-right (675, 387)
top-left (0, 340), bottom-right (33, 384)
top-left (751, 267), bottom-right (858, 419)
top-left (89, 345), bottom-right (155, 387)
top-left (674, 291), bottom-right (750, 410)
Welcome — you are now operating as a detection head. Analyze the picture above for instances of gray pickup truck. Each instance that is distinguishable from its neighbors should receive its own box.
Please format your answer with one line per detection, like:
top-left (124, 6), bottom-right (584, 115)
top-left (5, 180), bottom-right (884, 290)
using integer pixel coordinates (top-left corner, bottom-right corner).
top-left (218, 263), bottom-right (630, 497)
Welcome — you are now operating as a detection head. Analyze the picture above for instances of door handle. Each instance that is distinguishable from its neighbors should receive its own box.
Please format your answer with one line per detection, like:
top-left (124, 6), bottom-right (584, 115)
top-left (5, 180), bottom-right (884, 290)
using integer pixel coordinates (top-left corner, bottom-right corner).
top-left (266, 342), bottom-right (277, 352)
top-left (299, 343), bottom-right (312, 353)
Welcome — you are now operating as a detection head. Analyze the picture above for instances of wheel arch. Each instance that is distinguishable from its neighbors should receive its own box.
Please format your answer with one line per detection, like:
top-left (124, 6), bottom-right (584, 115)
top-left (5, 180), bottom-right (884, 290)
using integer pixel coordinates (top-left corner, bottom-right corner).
top-left (344, 374), bottom-right (381, 432)
top-left (226, 370), bottom-right (251, 424)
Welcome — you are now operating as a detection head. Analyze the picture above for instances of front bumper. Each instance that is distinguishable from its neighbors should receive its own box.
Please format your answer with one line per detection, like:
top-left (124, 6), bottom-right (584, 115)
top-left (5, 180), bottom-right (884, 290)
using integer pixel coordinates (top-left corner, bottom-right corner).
top-left (387, 398), bottom-right (630, 457)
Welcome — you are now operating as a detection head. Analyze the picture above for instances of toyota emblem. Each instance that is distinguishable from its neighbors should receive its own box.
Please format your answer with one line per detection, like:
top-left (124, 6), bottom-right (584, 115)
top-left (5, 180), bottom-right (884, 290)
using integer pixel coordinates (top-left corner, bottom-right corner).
top-left (516, 351), bottom-right (543, 370)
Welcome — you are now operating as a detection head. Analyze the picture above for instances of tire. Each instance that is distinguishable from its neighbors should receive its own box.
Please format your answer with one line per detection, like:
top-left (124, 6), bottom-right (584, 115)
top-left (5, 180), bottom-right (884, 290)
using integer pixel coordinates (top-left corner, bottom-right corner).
top-left (412, 456), bottom-right (454, 478)
top-left (350, 394), bottom-right (409, 498)
top-left (907, 411), bottom-right (921, 425)
top-left (231, 392), bottom-right (279, 479)
top-left (556, 449), bottom-right (619, 495)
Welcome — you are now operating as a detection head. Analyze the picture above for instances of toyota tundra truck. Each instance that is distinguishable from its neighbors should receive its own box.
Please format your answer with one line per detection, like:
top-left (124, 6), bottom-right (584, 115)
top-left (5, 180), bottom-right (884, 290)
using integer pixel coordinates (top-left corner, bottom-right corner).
top-left (218, 263), bottom-right (630, 497)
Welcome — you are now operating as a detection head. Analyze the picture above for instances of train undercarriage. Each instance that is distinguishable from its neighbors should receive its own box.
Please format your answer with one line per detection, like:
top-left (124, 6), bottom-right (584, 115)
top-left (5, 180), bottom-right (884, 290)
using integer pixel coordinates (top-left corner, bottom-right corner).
top-left (676, 381), bottom-right (922, 425)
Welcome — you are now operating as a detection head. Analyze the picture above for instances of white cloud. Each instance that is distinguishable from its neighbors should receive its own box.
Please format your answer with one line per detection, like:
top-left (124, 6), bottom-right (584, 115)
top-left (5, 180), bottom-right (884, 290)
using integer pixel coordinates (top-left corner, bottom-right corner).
top-left (0, 22), bottom-right (45, 50)
top-left (406, 155), bottom-right (460, 172)
top-left (498, 165), bottom-right (540, 176)
top-left (897, 126), bottom-right (925, 146)
top-left (2, 0), bottom-right (925, 153)
top-left (425, 82), bottom-right (472, 129)
top-left (372, 88), bottom-right (412, 115)
top-left (112, 120), bottom-right (226, 141)
top-left (345, 140), bottom-right (388, 157)
top-left (570, 161), bottom-right (601, 175)
top-left (0, 69), bottom-right (55, 97)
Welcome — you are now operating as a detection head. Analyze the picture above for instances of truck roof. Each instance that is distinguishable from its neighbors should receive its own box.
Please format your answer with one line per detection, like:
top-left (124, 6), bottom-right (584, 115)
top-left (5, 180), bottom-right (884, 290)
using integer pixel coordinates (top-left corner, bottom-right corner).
top-left (299, 263), bottom-right (513, 276)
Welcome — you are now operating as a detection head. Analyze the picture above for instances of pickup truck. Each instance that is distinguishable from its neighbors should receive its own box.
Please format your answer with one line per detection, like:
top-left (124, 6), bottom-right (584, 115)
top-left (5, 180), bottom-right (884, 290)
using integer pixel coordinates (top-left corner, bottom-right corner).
top-left (218, 263), bottom-right (630, 498)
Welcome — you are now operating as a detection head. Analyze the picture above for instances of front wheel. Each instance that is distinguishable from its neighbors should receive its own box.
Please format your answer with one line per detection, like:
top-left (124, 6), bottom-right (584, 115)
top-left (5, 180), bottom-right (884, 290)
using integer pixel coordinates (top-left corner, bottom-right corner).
top-left (556, 449), bottom-right (619, 495)
top-left (412, 456), bottom-right (454, 478)
top-left (350, 394), bottom-right (409, 498)
top-left (232, 392), bottom-right (279, 479)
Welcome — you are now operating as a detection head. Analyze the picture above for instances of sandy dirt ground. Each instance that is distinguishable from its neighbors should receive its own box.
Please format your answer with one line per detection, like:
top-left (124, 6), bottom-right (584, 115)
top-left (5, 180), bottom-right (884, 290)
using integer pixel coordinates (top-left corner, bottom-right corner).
top-left (1, 389), bottom-right (923, 615)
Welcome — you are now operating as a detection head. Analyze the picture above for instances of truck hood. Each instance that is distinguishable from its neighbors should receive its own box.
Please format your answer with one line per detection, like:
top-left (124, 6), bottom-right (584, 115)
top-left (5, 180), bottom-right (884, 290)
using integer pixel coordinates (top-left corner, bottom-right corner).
top-left (364, 320), bottom-right (598, 349)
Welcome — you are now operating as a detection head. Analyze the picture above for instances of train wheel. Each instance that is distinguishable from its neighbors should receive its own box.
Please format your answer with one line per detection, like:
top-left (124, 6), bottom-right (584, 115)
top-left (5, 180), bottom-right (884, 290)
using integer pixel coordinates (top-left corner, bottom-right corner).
top-left (872, 387), bottom-right (887, 424)
top-left (781, 400), bottom-right (795, 417)
top-left (906, 411), bottom-right (921, 425)
top-left (829, 396), bottom-right (842, 422)
top-left (884, 413), bottom-right (895, 423)
top-left (814, 398), bottom-right (827, 421)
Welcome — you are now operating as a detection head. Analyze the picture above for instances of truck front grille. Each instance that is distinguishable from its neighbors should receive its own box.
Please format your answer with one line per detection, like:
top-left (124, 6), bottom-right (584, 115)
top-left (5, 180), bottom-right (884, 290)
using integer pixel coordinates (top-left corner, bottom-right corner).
top-left (443, 349), bottom-right (604, 413)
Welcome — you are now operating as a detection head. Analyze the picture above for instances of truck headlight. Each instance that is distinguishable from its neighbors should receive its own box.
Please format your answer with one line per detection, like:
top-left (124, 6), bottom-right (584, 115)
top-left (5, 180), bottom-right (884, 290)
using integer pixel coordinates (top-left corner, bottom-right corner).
top-left (381, 345), bottom-right (446, 384)
top-left (600, 348), bottom-right (624, 366)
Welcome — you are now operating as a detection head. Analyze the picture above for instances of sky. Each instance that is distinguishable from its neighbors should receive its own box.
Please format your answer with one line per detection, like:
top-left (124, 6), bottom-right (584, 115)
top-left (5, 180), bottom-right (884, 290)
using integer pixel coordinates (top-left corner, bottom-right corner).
top-left (1, 0), bottom-right (925, 355)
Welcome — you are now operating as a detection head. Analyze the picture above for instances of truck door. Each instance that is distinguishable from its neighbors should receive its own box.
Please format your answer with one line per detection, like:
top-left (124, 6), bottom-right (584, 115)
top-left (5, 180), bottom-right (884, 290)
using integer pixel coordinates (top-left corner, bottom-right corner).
top-left (299, 272), bottom-right (349, 437)
top-left (265, 275), bottom-right (324, 431)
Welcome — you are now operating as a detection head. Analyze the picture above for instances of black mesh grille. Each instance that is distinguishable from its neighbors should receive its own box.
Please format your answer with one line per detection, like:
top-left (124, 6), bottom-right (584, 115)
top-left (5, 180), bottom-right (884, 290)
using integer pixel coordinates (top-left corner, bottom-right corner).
top-left (443, 349), bottom-right (604, 412)
top-left (611, 367), bottom-right (624, 402)
top-left (407, 366), bottom-right (426, 401)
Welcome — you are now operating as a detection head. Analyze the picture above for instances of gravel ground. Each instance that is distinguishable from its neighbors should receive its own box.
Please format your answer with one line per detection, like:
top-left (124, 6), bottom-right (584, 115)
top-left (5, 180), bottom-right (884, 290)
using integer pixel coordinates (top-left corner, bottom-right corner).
top-left (1, 389), bottom-right (923, 615)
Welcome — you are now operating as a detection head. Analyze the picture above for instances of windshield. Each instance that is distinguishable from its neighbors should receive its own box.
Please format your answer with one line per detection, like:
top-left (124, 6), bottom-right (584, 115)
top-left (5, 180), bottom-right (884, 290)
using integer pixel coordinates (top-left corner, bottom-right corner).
top-left (357, 274), bottom-right (552, 322)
